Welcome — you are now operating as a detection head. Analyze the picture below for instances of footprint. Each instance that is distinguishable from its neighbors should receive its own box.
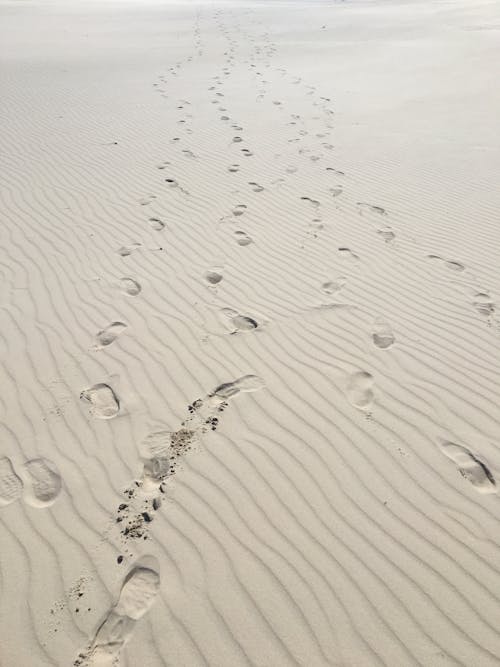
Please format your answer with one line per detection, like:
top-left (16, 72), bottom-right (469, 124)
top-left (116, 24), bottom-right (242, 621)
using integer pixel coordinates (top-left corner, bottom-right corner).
top-left (371, 319), bottom-right (395, 349)
top-left (210, 375), bottom-right (265, 400)
top-left (445, 259), bottom-right (465, 271)
top-left (309, 219), bottom-right (324, 232)
top-left (231, 314), bottom-right (259, 332)
top-left (95, 322), bottom-right (127, 348)
top-left (80, 383), bottom-right (120, 419)
top-left (117, 243), bottom-right (141, 257)
top-left (330, 187), bottom-right (343, 197)
top-left (427, 255), bottom-right (465, 272)
top-left (228, 164), bottom-right (239, 173)
top-left (114, 562), bottom-right (160, 618)
top-left (140, 431), bottom-right (177, 483)
top-left (232, 204), bottom-right (247, 217)
top-left (357, 202), bottom-right (387, 216)
top-left (120, 278), bottom-right (141, 297)
top-left (76, 561), bottom-right (160, 666)
top-left (248, 182), bottom-right (264, 192)
top-left (439, 441), bottom-right (496, 494)
top-left (326, 167), bottom-right (345, 176)
top-left (23, 458), bottom-right (61, 508)
top-left (241, 148), bottom-right (253, 157)
top-left (204, 270), bottom-right (223, 285)
top-left (148, 217), bottom-right (165, 231)
top-left (321, 277), bottom-right (346, 295)
top-left (300, 196), bottom-right (320, 208)
top-left (234, 230), bottom-right (253, 246)
top-left (338, 247), bottom-right (359, 260)
top-left (139, 195), bottom-right (157, 206)
top-left (0, 457), bottom-right (23, 507)
top-left (232, 136), bottom-right (243, 143)
top-left (346, 371), bottom-right (374, 410)
top-left (377, 227), bottom-right (395, 243)
top-left (473, 291), bottom-right (495, 317)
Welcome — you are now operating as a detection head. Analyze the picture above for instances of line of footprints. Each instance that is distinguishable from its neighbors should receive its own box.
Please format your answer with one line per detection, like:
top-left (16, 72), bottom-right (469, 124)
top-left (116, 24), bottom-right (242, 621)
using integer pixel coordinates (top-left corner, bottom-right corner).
top-left (0, 8), bottom-right (487, 666)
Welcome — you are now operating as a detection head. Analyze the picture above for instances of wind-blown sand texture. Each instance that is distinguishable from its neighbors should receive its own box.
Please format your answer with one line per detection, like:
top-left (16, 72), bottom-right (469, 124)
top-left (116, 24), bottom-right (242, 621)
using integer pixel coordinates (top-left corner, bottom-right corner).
top-left (1, 0), bottom-right (500, 664)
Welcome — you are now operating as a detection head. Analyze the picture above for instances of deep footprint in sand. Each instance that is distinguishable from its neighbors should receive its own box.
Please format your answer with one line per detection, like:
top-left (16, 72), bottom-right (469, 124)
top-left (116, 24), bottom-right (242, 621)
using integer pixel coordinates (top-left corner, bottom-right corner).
top-left (371, 318), bottom-right (395, 349)
top-left (234, 230), bottom-right (253, 246)
top-left (80, 383), bottom-right (120, 419)
top-left (346, 371), bottom-right (374, 410)
top-left (120, 278), bottom-right (141, 296)
top-left (439, 441), bottom-right (496, 494)
top-left (0, 457), bottom-right (23, 507)
top-left (75, 559), bottom-right (160, 667)
top-left (95, 322), bottom-right (127, 348)
top-left (23, 458), bottom-right (62, 508)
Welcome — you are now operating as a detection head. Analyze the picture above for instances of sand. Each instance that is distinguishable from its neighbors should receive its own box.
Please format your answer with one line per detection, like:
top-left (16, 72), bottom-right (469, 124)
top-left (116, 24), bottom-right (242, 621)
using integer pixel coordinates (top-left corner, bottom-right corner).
top-left (1, 0), bottom-right (500, 665)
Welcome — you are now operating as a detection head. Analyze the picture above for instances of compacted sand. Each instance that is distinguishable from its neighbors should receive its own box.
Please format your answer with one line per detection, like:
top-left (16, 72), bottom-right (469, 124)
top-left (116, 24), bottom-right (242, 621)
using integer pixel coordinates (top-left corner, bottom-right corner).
top-left (1, 0), bottom-right (500, 665)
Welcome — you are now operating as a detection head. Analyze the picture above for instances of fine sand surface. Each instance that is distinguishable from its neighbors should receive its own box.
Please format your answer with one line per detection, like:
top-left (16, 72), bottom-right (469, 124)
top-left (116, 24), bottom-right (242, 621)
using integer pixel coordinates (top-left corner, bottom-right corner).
top-left (1, 0), bottom-right (500, 665)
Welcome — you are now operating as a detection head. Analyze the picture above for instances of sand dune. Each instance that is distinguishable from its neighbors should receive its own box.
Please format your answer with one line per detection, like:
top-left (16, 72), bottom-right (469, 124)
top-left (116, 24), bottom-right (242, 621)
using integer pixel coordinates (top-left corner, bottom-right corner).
top-left (1, 0), bottom-right (500, 665)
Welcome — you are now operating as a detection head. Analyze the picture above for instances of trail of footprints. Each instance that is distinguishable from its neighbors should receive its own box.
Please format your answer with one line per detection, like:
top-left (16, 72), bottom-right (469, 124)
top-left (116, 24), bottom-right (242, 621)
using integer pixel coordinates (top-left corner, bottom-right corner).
top-left (0, 7), bottom-right (489, 663)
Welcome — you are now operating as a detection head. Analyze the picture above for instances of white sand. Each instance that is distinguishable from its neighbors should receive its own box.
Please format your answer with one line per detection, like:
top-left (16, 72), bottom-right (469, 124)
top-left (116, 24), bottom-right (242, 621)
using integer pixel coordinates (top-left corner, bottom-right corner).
top-left (1, 0), bottom-right (500, 664)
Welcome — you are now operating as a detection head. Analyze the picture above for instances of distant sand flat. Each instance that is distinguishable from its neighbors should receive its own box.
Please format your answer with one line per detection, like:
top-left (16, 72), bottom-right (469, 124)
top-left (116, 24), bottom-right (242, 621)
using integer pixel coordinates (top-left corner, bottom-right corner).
top-left (1, 0), bottom-right (500, 665)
